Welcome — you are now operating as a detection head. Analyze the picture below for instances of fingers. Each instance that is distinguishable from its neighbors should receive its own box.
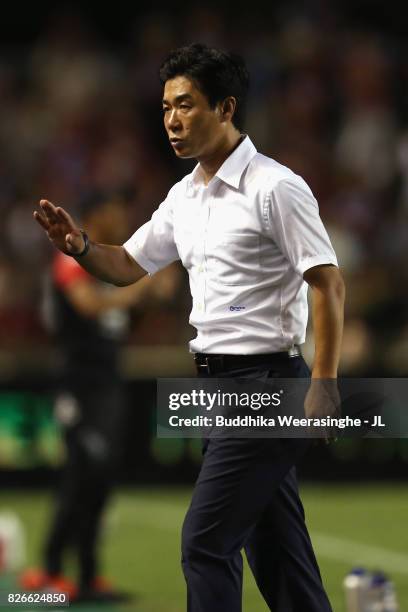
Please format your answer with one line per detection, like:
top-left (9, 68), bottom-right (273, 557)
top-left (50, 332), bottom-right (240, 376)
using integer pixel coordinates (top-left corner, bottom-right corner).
top-left (56, 206), bottom-right (76, 230)
top-left (36, 199), bottom-right (78, 232)
top-left (39, 199), bottom-right (60, 223)
top-left (33, 210), bottom-right (50, 231)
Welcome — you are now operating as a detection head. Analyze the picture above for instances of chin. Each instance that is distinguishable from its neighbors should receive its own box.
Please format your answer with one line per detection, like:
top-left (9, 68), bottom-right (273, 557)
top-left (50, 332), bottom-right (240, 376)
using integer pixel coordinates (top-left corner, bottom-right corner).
top-left (174, 149), bottom-right (194, 159)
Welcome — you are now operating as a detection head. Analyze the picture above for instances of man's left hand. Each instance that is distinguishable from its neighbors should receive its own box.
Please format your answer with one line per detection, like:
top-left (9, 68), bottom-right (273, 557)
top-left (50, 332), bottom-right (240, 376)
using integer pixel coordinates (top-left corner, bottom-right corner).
top-left (304, 379), bottom-right (341, 442)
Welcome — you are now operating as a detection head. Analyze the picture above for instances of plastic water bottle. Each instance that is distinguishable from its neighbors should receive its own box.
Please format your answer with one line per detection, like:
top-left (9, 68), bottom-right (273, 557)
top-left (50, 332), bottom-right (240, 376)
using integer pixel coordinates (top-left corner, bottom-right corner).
top-left (366, 572), bottom-right (399, 612)
top-left (343, 567), bottom-right (370, 611)
top-left (383, 579), bottom-right (399, 611)
top-left (367, 572), bottom-right (386, 611)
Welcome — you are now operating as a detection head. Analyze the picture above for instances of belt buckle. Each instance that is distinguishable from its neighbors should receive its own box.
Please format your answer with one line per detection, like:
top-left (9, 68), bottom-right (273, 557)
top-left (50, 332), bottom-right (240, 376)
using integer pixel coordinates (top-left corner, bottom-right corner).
top-left (288, 345), bottom-right (300, 358)
top-left (194, 355), bottom-right (212, 374)
top-left (195, 355), bottom-right (224, 375)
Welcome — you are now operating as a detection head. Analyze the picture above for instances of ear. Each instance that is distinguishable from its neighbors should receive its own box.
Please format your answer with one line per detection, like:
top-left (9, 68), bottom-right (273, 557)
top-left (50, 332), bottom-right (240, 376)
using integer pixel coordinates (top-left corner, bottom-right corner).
top-left (218, 96), bottom-right (237, 123)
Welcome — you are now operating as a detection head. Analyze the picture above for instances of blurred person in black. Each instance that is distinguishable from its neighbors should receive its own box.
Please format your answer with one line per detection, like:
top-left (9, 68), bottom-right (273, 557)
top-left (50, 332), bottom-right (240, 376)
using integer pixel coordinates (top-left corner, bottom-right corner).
top-left (21, 190), bottom-right (175, 603)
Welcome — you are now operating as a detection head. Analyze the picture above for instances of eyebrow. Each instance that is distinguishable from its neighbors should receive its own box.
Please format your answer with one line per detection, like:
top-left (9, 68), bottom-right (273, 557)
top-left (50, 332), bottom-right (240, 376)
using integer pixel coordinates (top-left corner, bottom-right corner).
top-left (162, 93), bottom-right (194, 105)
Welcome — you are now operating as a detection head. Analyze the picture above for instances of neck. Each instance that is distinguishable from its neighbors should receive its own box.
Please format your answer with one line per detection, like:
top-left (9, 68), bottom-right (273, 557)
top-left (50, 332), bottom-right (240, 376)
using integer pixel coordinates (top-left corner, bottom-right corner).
top-left (198, 130), bottom-right (242, 185)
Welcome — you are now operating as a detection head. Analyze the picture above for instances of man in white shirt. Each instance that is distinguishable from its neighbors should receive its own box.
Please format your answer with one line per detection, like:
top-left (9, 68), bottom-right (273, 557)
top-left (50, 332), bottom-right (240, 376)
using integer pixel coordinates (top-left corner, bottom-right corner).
top-left (34, 43), bottom-right (344, 612)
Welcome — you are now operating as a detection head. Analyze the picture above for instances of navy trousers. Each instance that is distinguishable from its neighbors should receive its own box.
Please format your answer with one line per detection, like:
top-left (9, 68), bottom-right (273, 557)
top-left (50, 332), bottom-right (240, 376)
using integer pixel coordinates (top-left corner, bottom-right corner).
top-left (181, 356), bottom-right (332, 612)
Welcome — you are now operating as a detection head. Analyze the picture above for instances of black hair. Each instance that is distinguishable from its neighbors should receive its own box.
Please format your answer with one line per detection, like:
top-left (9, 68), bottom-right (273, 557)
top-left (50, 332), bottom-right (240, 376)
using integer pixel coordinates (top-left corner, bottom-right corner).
top-left (159, 43), bottom-right (250, 131)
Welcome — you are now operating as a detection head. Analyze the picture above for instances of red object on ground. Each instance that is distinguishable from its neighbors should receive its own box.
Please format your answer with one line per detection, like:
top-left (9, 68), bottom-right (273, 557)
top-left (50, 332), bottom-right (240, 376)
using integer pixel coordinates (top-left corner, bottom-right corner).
top-left (19, 568), bottom-right (78, 600)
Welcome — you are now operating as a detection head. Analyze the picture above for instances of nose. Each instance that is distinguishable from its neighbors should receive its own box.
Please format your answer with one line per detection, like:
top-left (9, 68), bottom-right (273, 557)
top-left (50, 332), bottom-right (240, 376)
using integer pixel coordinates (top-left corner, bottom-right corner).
top-left (166, 109), bottom-right (182, 132)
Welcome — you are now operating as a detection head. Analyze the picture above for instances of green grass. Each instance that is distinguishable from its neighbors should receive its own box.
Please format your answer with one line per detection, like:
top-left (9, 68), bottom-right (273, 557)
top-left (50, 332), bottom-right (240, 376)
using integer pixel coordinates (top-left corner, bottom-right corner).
top-left (1, 484), bottom-right (407, 611)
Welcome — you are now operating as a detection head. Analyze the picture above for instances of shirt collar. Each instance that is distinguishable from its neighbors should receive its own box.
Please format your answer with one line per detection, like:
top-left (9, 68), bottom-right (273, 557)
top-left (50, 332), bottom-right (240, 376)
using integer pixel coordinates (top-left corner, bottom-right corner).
top-left (215, 135), bottom-right (257, 189)
top-left (189, 135), bottom-right (257, 191)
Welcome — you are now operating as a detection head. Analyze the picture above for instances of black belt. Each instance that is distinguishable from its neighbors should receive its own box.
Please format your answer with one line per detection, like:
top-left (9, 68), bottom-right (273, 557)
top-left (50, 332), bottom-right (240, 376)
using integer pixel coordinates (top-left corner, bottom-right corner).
top-left (194, 346), bottom-right (301, 375)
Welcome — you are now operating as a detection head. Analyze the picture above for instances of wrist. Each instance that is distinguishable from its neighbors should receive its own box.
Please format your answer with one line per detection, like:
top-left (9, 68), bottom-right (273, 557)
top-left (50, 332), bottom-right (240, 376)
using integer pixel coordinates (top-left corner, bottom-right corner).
top-left (311, 371), bottom-right (338, 379)
top-left (71, 230), bottom-right (90, 258)
top-left (312, 362), bottom-right (338, 378)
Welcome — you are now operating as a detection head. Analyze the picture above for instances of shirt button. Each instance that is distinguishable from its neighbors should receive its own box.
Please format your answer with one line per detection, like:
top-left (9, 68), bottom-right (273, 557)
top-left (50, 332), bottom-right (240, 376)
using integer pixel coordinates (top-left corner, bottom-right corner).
top-left (198, 266), bottom-right (203, 273)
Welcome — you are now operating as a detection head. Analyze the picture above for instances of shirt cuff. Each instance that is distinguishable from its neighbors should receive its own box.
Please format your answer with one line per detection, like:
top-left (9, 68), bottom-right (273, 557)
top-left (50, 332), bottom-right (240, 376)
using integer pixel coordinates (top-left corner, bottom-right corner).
top-left (297, 254), bottom-right (338, 276)
top-left (123, 243), bottom-right (159, 275)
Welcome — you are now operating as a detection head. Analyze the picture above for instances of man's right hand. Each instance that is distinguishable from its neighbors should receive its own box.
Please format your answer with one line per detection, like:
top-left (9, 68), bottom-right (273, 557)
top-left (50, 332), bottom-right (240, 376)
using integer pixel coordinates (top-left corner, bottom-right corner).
top-left (34, 199), bottom-right (85, 255)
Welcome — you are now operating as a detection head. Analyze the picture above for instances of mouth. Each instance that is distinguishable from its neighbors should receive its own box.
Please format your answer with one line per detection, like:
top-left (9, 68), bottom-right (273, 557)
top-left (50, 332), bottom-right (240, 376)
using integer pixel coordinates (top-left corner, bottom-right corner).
top-left (170, 138), bottom-right (185, 149)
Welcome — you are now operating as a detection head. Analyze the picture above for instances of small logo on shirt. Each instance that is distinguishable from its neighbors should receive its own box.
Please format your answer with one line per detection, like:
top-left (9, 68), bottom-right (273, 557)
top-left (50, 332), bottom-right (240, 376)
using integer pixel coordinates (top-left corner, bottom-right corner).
top-left (229, 306), bottom-right (246, 312)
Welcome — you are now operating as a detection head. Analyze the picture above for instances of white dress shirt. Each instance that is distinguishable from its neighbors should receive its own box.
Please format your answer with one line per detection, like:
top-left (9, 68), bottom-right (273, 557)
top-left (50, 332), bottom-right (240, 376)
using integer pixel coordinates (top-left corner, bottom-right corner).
top-left (124, 136), bottom-right (338, 354)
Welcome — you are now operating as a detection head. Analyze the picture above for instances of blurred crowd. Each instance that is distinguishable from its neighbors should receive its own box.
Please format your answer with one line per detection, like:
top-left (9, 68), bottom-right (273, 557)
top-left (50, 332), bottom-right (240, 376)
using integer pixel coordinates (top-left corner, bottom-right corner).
top-left (0, 7), bottom-right (407, 375)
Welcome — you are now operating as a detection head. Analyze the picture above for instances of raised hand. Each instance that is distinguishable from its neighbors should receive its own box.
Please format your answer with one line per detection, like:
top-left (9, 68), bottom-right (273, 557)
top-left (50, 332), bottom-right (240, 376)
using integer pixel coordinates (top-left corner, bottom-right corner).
top-left (34, 200), bottom-right (85, 255)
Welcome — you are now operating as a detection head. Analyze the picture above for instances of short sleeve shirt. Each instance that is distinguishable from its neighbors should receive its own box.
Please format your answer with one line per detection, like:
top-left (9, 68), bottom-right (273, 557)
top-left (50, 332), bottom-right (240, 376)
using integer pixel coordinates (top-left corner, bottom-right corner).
top-left (124, 136), bottom-right (338, 354)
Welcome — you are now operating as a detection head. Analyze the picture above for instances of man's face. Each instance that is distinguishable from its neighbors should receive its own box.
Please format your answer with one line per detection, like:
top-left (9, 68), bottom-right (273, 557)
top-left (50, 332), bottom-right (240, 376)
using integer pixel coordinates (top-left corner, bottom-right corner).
top-left (163, 76), bottom-right (225, 159)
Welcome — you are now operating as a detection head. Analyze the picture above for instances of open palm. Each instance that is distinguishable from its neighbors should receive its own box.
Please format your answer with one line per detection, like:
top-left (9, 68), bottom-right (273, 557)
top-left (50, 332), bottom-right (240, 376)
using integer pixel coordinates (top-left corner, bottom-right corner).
top-left (34, 199), bottom-right (85, 255)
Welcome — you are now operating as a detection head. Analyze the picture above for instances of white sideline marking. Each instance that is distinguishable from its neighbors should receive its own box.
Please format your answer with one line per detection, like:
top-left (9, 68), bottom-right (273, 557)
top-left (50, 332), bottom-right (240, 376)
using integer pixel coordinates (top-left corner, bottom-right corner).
top-left (117, 498), bottom-right (408, 575)
top-left (312, 533), bottom-right (408, 575)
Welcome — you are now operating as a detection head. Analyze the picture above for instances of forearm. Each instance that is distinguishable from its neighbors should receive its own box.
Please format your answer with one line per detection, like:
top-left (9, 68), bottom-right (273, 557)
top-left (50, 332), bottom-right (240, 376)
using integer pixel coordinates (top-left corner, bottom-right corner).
top-left (311, 281), bottom-right (345, 378)
top-left (74, 242), bottom-right (146, 286)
